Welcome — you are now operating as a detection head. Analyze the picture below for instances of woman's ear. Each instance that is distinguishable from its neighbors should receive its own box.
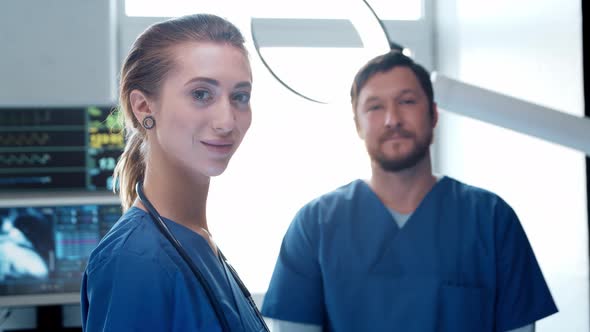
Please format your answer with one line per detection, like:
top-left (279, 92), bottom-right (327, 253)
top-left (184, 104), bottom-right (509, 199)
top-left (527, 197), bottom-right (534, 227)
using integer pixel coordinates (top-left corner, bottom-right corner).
top-left (129, 90), bottom-right (152, 124)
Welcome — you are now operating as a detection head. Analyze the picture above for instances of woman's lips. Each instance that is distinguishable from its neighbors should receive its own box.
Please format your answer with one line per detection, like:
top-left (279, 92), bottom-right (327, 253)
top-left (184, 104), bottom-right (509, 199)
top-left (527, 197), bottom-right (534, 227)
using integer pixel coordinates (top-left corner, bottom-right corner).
top-left (201, 140), bottom-right (234, 155)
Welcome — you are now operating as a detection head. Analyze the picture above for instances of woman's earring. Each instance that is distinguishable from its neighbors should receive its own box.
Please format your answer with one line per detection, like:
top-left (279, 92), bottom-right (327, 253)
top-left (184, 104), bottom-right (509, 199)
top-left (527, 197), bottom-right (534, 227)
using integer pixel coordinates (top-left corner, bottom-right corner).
top-left (142, 116), bottom-right (155, 129)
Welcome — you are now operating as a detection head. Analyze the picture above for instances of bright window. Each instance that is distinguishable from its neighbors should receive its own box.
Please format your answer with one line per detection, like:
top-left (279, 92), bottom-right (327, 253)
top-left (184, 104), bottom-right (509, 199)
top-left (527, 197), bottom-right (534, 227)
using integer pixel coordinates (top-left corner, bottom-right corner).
top-left (125, 0), bottom-right (422, 20)
top-left (120, 0), bottom-right (429, 295)
top-left (121, 0), bottom-right (426, 293)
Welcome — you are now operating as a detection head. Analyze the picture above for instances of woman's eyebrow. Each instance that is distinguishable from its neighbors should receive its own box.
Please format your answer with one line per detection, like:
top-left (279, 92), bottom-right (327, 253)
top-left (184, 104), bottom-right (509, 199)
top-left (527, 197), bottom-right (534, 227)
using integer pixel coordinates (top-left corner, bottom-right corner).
top-left (184, 77), bottom-right (219, 87)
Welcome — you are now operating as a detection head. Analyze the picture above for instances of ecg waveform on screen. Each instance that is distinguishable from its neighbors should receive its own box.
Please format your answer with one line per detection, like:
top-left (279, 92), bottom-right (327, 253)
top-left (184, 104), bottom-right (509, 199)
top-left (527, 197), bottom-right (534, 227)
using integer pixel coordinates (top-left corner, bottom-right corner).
top-left (0, 108), bottom-right (85, 127)
top-left (0, 151), bottom-right (85, 169)
top-left (0, 107), bottom-right (121, 190)
top-left (0, 133), bottom-right (50, 146)
top-left (0, 131), bottom-right (85, 148)
top-left (0, 153), bottom-right (51, 166)
top-left (0, 109), bottom-right (51, 126)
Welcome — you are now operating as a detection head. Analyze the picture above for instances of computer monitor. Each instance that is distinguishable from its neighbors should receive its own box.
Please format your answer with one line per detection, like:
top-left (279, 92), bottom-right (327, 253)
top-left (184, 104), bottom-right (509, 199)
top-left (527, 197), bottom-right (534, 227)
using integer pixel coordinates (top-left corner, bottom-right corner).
top-left (0, 194), bottom-right (121, 307)
top-left (0, 106), bottom-right (123, 192)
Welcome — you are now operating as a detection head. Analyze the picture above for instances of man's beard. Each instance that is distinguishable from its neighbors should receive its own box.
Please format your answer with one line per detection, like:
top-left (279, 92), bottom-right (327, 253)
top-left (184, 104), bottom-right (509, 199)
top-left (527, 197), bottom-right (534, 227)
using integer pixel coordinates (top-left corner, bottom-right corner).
top-left (372, 129), bottom-right (433, 173)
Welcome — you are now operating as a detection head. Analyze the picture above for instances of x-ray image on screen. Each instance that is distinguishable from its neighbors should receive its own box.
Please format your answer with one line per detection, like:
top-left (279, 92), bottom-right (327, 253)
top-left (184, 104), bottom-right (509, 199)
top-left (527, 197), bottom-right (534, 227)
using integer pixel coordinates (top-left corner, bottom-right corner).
top-left (0, 208), bottom-right (52, 282)
top-left (0, 203), bottom-right (120, 305)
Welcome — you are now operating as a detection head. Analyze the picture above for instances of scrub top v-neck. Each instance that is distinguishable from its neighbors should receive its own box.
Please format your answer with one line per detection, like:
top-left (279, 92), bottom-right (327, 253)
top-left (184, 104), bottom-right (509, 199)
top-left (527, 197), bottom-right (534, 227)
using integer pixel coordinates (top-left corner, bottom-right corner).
top-left (82, 207), bottom-right (266, 332)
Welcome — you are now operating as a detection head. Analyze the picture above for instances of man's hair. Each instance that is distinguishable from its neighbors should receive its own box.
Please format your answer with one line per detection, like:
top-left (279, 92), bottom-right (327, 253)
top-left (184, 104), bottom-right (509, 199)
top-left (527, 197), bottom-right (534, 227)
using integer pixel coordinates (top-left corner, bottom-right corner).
top-left (350, 51), bottom-right (434, 117)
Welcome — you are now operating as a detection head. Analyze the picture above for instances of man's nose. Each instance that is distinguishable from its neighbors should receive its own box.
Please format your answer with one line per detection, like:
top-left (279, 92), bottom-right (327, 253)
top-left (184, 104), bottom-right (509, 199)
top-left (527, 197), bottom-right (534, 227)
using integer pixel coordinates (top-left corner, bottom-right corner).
top-left (384, 104), bottom-right (401, 129)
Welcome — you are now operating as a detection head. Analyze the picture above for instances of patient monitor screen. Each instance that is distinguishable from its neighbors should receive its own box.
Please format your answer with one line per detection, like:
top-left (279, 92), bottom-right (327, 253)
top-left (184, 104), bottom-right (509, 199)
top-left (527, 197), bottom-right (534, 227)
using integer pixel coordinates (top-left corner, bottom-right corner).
top-left (0, 204), bottom-right (120, 299)
top-left (0, 107), bottom-right (123, 191)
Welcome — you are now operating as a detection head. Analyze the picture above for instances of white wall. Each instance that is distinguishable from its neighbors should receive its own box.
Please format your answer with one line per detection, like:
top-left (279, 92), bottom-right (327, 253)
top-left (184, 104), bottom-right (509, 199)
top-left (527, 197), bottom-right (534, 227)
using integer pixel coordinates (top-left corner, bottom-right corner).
top-left (0, 0), bottom-right (118, 107)
top-left (434, 0), bottom-right (587, 331)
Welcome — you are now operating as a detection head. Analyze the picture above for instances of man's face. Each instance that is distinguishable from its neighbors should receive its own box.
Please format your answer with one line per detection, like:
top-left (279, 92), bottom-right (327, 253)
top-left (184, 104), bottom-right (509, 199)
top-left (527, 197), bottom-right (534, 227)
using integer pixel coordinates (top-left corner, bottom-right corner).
top-left (355, 66), bottom-right (437, 172)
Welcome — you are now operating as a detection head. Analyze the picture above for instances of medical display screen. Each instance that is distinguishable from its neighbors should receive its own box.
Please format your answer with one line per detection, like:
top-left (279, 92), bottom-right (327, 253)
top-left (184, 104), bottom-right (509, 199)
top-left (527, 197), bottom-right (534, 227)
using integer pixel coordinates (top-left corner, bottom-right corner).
top-left (0, 204), bottom-right (120, 304)
top-left (0, 107), bottom-right (123, 191)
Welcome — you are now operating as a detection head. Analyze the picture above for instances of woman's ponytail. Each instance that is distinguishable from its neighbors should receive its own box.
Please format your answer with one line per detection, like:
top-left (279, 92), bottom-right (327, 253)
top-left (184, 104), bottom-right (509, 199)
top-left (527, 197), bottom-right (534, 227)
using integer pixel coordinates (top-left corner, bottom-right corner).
top-left (113, 130), bottom-right (145, 212)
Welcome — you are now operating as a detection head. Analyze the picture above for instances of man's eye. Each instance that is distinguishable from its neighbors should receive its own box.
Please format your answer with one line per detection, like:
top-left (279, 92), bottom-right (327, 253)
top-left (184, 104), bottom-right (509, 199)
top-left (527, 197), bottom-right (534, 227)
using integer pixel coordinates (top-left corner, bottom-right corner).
top-left (400, 99), bottom-right (416, 105)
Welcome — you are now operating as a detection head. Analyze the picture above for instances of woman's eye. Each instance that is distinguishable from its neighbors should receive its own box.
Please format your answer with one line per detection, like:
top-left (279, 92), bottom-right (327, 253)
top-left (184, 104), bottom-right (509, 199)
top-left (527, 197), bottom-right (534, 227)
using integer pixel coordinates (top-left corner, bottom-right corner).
top-left (232, 92), bottom-right (251, 104)
top-left (367, 105), bottom-right (382, 111)
top-left (192, 90), bottom-right (212, 101)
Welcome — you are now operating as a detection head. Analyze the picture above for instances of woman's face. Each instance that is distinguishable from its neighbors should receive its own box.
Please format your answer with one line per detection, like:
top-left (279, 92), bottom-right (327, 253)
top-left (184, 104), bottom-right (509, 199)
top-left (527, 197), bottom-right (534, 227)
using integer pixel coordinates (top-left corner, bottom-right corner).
top-left (149, 42), bottom-right (252, 178)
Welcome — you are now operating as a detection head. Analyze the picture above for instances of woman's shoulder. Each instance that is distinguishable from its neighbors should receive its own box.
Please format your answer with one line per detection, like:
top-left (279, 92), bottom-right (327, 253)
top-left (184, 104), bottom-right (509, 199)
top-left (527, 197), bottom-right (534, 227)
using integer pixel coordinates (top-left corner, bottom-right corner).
top-left (85, 207), bottom-right (166, 273)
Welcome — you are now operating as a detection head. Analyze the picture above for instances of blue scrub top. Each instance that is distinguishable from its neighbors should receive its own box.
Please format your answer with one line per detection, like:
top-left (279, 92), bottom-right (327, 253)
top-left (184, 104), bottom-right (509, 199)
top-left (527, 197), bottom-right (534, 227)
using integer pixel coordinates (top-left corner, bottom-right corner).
top-left (262, 177), bottom-right (558, 332)
top-left (81, 207), bottom-right (265, 332)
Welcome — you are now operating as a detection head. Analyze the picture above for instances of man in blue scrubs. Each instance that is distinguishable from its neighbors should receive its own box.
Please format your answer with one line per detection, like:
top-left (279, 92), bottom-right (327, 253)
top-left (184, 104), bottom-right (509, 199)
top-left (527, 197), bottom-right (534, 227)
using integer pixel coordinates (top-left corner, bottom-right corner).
top-left (261, 51), bottom-right (558, 331)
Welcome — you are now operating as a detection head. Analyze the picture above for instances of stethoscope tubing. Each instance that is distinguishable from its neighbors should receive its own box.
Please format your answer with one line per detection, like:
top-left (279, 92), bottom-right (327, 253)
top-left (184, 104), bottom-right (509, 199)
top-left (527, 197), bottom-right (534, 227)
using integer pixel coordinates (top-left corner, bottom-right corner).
top-left (135, 182), bottom-right (269, 332)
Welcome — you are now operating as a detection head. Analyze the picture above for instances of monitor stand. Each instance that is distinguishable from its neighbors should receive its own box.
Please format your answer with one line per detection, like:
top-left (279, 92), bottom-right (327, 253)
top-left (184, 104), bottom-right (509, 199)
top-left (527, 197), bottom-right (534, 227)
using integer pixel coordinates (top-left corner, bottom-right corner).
top-left (37, 305), bottom-right (64, 331)
top-left (5, 305), bottom-right (81, 332)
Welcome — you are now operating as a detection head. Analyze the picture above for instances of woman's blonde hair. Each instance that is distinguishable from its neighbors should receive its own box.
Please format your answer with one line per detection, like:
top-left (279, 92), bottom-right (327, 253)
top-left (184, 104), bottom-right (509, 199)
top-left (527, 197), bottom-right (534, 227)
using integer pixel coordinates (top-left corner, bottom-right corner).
top-left (113, 14), bottom-right (247, 211)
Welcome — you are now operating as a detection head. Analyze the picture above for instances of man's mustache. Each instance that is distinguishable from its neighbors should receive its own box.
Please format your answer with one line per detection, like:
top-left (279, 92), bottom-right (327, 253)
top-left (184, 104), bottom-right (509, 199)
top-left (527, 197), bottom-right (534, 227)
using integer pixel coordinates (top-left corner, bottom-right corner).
top-left (379, 127), bottom-right (413, 142)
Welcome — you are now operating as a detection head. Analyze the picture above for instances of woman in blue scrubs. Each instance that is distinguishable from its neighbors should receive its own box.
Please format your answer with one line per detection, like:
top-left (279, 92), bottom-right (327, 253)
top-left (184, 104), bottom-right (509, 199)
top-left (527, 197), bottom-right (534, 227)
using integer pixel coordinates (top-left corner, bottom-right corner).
top-left (81, 14), bottom-right (266, 331)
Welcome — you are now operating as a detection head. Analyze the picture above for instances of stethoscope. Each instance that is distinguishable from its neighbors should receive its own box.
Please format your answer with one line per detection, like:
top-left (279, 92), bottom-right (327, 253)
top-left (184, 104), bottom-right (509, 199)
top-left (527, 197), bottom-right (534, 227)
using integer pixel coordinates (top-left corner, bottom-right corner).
top-left (136, 182), bottom-right (269, 332)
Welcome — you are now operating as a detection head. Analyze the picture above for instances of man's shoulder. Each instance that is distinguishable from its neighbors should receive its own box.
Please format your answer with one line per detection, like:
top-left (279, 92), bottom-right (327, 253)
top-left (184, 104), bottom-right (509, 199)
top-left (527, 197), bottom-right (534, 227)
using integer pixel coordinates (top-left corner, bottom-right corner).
top-left (441, 176), bottom-right (516, 219)
top-left (288, 180), bottom-right (372, 232)
top-left (443, 176), bottom-right (505, 202)
top-left (299, 179), bottom-right (365, 210)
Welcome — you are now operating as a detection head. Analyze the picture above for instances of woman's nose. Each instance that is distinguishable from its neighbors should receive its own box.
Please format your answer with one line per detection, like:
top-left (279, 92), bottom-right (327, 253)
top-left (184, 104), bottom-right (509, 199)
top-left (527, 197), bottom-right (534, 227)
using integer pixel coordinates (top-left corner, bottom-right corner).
top-left (211, 99), bottom-right (236, 134)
